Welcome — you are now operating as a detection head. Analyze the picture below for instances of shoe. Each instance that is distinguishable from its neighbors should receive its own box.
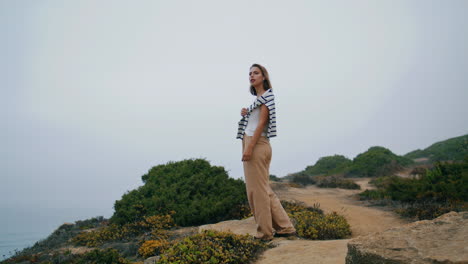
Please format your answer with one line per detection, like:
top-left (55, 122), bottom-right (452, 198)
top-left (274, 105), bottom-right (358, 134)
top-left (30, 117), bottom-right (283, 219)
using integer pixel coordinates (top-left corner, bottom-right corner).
top-left (274, 231), bottom-right (297, 238)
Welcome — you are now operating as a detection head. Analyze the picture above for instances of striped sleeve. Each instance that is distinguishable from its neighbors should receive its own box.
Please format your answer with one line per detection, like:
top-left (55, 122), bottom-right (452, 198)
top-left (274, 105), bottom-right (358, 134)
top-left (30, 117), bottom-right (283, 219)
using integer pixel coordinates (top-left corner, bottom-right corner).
top-left (236, 88), bottom-right (277, 140)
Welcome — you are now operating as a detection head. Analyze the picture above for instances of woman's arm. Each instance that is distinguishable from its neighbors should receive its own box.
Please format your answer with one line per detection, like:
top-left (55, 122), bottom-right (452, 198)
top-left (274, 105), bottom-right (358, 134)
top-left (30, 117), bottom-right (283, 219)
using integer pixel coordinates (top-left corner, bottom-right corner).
top-left (242, 104), bottom-right (269, 161)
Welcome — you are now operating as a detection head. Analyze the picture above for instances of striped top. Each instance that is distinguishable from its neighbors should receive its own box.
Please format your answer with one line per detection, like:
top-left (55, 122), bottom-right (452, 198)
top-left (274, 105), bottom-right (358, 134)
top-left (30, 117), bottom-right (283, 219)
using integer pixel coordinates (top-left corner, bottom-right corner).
top-left (236, 88), bottom-right (277, 140)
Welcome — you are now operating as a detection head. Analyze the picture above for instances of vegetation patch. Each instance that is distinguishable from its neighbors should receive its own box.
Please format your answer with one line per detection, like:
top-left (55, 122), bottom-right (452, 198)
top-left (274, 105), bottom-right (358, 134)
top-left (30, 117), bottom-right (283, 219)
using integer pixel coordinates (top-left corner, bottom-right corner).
top-left (304, 155), bottom-right (352, 176)
top-left (282, 200), bottom-right (351, 240)
top-left (346, 146), bottom-right (413, 177)
top-left (157, 230), bottom-right (270, 264)
top-left (289, 172), bottom-right (316, 186)
top-left (359, 159), bottom-right (468, 220)
top-left (269, 174), bottom-right (282, 182)
top-left (1, 216), bottom-right (108, 261)
top-left (281, 200), bottom-right (323, 215)
top-left (72, 213), bottom-right (175, 247)
top-left (2, 248), bottom-right (130, 264)
top-left (111, 159), bottom-right (250, 227)
top-left (291, 211), bottom-right (352, 240)
top-left (138, 239), bottom-right (171, 258)
top-left (404, 134), bottom-right (468, 162)
top-left (315, 175), bottom-right (361, 190)
top-left (291, 147), bottom-right (414, 183)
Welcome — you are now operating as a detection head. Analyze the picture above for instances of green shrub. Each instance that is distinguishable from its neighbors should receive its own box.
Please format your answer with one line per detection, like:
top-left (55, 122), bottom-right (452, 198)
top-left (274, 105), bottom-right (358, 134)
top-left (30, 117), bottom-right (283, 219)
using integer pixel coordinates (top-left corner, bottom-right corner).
top-left (290, 211), bottom-right (351, 240)
top-left (315, 175), bottom-right (361, 190)
top-left (72, 213), bottom-right (175, 247)
top-left (111, 159), bottom-right (249, 227)
top-left (138, 239), bottom-right (171, 258)
top-left (281, 200), bottom-right (323, 215)
top-left (74, 248), bottom-right (130, 264)
top-left (269, 174), bottom-right (282, 182)
top-left (157, 230), bottom-right (270, 264)
top-left (290, 172), bottom-right (316, 186)
top-left (359, 160), bottom-right (468, 220)
top-left (359, 189), bottom-right (386, 200)
top-left (5, 248), bottom-right (131, 264)
top-left (281, 200), bottom-right (351, 240)
top-left (368, 175), bottom-right (401, 189)
top-left (395, 199), bottom-right (467, 220)
top-left (75, 216), bottom-right (107, 230)
top-left (385, 161), bottom-right (467, 202)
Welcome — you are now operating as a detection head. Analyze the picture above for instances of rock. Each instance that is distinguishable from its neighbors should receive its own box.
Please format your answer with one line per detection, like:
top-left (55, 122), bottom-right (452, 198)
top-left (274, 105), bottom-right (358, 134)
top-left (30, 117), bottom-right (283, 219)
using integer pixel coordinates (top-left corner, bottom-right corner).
top-left (256, 239), bottom-right (350, 264)
top-left (198, 216), bottom-right (257, 236)
top-left (345, 211), bottom-right (468, 264)
top-left (144, 256), bottom-right (160, 264)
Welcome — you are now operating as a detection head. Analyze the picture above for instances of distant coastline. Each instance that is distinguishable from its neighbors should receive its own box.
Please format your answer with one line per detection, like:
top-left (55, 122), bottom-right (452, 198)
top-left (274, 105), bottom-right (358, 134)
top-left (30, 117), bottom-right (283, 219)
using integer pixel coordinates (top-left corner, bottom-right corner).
top-left (0, 206), bottom-right (112, 261)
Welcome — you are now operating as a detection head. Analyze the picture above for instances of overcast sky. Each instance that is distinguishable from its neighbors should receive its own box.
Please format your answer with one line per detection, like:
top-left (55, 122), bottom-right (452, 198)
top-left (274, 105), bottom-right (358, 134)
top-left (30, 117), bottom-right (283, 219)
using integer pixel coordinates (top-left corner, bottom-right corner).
top-left (2, 0), bottom-right (467, 216)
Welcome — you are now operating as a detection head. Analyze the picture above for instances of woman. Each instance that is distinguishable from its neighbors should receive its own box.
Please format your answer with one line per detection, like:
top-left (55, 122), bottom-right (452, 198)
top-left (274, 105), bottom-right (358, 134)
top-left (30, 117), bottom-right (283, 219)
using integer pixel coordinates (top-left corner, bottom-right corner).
top-left (237, 63), bottom-right (296, 241)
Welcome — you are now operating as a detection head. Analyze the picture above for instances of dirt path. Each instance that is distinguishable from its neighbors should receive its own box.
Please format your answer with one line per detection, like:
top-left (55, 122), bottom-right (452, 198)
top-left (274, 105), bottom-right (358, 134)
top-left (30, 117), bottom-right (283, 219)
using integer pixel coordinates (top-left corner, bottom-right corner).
top-left (255, 179), bottom-right (409, 264)
top-left (200, 178), bottom-right (409, 264)
top-left (274, 178), bottom-right (408, 237)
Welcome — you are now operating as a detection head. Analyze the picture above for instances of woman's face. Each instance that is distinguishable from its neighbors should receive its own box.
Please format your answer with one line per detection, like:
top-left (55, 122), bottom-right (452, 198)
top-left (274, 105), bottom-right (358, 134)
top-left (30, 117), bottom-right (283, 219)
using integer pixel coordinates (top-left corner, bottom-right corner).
top-left (249, 66), bottom-right (264, 88)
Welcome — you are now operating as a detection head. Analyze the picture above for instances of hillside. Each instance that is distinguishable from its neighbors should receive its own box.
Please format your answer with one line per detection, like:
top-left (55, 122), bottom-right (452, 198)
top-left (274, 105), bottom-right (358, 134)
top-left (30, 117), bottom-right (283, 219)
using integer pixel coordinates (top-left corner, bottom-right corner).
top-left (346, 146), bottom-right (413, 177)
top-left (404, 134), bottom-right (468, 162)
top-left (290, 146), bottom-right (413, 180)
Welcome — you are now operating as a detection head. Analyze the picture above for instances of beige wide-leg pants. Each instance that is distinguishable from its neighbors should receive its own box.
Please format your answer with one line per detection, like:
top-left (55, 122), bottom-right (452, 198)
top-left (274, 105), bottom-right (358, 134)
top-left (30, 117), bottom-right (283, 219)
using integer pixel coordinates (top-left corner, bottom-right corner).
top-left (242, 134), bottom-right (296, 239)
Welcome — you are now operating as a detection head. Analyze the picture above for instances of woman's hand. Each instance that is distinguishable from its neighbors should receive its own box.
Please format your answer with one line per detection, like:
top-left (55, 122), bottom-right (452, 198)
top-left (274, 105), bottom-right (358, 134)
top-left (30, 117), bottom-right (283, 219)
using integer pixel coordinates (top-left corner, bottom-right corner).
top-left (240, 108), bottom-right (248, 116)
top-left (242, 146), bottom-right (253, 161)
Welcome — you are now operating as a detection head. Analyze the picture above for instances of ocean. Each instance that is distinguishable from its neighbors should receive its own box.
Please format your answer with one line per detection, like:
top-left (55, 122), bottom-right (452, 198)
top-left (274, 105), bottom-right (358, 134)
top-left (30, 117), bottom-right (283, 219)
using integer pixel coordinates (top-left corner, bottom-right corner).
top-left (0, 205), bottom-right (113, 261)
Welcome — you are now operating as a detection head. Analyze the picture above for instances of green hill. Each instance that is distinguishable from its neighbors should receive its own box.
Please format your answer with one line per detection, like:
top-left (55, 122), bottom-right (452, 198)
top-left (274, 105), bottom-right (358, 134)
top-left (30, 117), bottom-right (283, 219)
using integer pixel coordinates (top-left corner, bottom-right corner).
top-left (346, 146), bottom-right (413, 177)
top-left (404, 134), bottom-right (468, 162)
top-left (293, 147), bottom-right (413, 180)
top-left (304, 155), bottom-right (352, 176)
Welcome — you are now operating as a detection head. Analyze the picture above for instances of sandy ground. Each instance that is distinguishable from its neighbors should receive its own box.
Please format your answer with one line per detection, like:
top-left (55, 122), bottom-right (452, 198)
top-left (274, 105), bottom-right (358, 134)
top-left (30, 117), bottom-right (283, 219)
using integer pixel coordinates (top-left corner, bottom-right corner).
top-left (275, 178), bottom-right (409, 237)
top-left (200, 178), bottom-right (410, 264)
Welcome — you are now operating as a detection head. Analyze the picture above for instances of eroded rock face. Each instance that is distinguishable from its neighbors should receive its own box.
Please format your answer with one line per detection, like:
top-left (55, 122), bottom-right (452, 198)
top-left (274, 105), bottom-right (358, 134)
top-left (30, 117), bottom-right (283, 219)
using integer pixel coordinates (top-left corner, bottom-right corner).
top-left (346, 211), bottom-right (468, 264)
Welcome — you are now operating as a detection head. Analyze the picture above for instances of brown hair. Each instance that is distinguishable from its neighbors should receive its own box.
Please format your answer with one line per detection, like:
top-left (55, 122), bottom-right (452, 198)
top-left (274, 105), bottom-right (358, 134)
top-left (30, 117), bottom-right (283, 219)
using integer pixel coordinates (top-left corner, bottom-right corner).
top-left (250, 63), bottom-right (273, 96)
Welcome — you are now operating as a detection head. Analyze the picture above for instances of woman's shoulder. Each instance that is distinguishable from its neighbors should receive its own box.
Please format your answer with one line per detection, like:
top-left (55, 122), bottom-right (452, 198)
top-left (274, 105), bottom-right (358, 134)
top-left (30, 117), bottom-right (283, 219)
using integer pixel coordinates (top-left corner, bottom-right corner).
top-left (259, 89), bottom-right (274, 102)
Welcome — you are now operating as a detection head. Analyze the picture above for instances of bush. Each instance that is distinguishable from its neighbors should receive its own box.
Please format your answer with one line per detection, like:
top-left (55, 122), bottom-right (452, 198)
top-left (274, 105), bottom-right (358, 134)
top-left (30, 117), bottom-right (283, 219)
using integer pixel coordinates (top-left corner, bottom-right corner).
top-left (359, 189), bottom-right (386, 200)
top-left (157, 230), bottom-right (270, 264)
top-left (315, 175), bottom-right (361, 190)
top-left (281, 200), bottom-right (323, 215)
top-left (395, 199), bottom-right (467, 220)
top-left (385, 161), bottom-right (467, 202)
top-left (75, 216), bottom-right (107, 230)
top-left (138, 239), bottom-right (170, 258)
top-left (6, 248), bottom-right (131, 264)
top-left (74, 248), bottom-right (130, 264)
top-left (290, 172), bottom-right (316, 186)
top-left (290, 211), bottom-right (352, 240)
top-left (269, 174), bottom-right (282, 182)
top-left (72, 213), bottom-right (175, 247)
top-left (359, 160), bottom-right (468, 220)
top-left (111, 159), bottom-right (249, 227)
top-left (281, 200), bottom-right (351, 240)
